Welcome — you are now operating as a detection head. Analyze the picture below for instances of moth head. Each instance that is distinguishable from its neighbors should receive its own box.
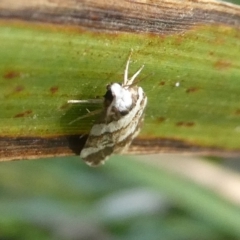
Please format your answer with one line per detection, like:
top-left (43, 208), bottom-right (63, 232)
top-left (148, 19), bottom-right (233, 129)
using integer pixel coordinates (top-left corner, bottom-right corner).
top-left (104, 84), bottom-right (114, 103)
top-left (111, 83), bottom-right (133, 111)
top-left (104, 83), bottom-right (133, 113)
top-left (104, 83), bottom-right (124, 100)
top-left (109, 83), bottom-right (124, 97)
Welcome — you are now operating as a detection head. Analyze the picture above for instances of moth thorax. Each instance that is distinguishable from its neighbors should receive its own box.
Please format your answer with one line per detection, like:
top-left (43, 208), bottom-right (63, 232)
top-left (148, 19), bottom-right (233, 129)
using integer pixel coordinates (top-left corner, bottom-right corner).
top-left (110, 83), bottom-right (133, 112)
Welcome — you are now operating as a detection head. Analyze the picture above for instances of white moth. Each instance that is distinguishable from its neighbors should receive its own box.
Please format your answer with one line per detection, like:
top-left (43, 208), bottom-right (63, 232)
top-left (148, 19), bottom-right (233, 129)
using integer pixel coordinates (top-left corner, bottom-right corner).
top-left (68, 51), bottom-right (147, 166)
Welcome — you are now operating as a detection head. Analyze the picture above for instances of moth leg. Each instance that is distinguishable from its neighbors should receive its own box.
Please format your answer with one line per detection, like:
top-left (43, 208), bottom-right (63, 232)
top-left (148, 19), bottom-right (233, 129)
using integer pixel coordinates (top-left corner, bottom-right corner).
top-left (69, 108), bottom-right (102, 125)
top-left (68, 99), bottom-right (103, 124)
top-left (68, 99), bottom-right (103, 104)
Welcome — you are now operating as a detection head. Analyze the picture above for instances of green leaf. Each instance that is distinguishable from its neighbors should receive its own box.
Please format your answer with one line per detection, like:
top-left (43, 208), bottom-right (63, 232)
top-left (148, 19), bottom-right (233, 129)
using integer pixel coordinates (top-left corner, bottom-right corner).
top-left (1, 19), bottom-right (240, 159)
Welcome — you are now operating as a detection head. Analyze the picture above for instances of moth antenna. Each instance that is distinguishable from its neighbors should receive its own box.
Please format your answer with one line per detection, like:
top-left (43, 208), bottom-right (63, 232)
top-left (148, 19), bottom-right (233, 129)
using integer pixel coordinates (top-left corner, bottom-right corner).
top-left (126, 72), bottom-right (154, 88)
top-left (69, 109), bottom-right (102, 125)
top-left (124, 49), bottom-right (133, 85)
top-left (127, 64), bottom-right (144, 86)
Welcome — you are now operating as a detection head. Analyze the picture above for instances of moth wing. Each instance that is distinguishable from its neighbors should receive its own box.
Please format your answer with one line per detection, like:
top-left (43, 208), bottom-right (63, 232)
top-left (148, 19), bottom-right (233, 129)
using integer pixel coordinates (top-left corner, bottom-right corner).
top-left (80, 87), bottom-right (147, 166)
top-left (112, 93), bottom-right (147, 154)
top-left (80, 124), bottom-right (115, 166)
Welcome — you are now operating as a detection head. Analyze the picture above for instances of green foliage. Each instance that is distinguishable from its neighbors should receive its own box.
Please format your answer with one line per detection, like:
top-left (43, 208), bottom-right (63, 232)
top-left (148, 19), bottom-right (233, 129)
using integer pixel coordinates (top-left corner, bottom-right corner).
top-left (226, 0), bottom-right (240, 4)
top-left (0, 156), bottom-right (239, 240)
top-left (1, 22), bottom-right (240, 150)
top-left (1, 17), bottom-right (240, 240)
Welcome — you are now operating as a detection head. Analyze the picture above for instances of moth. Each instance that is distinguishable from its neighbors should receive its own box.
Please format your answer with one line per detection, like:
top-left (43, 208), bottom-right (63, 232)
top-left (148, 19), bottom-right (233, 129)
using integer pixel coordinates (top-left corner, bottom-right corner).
top-left (68, 51), bottom-right (147, 166)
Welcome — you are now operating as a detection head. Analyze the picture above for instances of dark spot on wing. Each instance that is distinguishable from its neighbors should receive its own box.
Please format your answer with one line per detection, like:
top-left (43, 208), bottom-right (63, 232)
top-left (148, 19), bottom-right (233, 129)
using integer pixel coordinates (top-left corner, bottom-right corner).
top-left (84, 146), bottom-right (113, 166)
top-left (14, 110), bottom-right (32, 118)
top-left (120, 110), bottom-right (130, 116)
